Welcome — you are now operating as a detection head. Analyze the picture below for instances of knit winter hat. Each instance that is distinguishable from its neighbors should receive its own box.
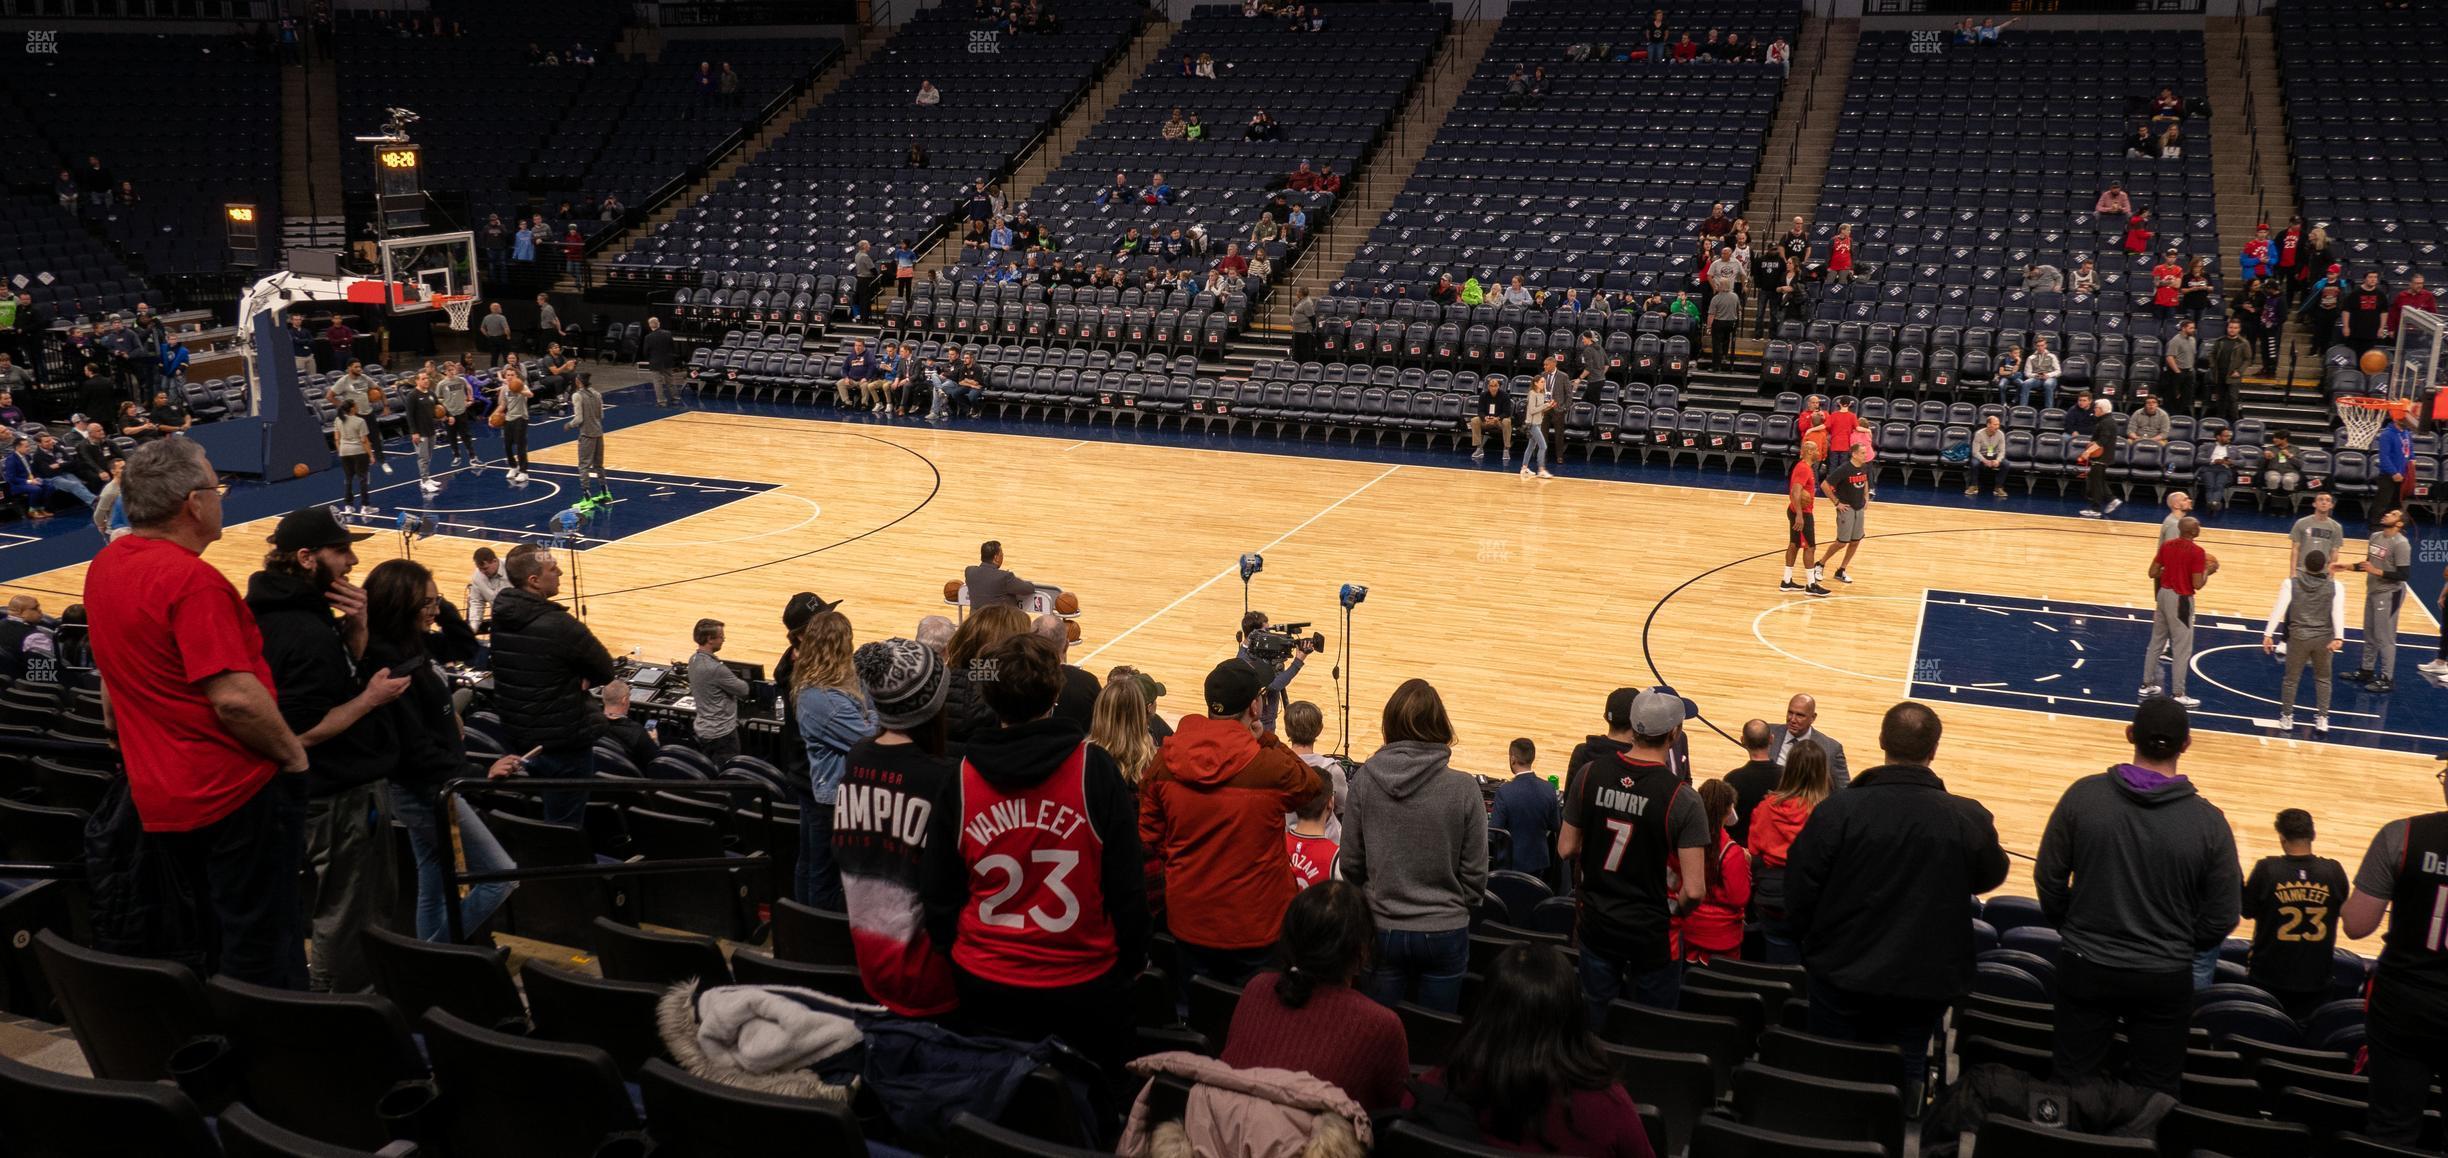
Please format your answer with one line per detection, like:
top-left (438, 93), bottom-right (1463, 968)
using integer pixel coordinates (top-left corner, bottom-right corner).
top-left (854, 638), bottom-right (947, 731)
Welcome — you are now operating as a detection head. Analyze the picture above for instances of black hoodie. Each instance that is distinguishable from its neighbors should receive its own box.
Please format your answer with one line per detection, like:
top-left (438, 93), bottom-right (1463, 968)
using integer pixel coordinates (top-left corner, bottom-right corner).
top-left (920, 716), bottom-right (1148, 982)
top-left (2036, 766), bottom-right (2240, 973)
top-left (245, 569), bottom-right (396, 797)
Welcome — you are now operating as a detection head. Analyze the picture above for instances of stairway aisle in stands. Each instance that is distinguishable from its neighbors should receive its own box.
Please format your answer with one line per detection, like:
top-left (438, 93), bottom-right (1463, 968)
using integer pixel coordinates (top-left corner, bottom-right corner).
top-left (588, 26), bottom-right (889, 277)
top-left (909, 18), bottom-right (1178, 288)
top-left (2205, 13), bottom-right (2314, 407)
top-left (280, 40), bottom-right (348, 256)
top-left (1242, 18), bottom-right (1502, 361)
top-left (1739, 15), bottom-right (1856, 356)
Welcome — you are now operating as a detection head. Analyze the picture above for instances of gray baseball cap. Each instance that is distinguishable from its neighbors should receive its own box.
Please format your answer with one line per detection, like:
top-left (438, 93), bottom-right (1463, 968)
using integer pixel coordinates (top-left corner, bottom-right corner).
top-left (1630, 690), bottom-right (1686, 738)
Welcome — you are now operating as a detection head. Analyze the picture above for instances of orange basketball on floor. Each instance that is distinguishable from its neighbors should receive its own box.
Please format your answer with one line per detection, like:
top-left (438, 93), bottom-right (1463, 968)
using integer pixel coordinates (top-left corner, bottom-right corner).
top-left (943, 579), bottom-right (963, 602)
top-left (2361, 350), bottom-right (2390, 374)
top-left (1054, 591), bottom-right (1081, 615)
top-left (293, 463), bottom-right (310, 479)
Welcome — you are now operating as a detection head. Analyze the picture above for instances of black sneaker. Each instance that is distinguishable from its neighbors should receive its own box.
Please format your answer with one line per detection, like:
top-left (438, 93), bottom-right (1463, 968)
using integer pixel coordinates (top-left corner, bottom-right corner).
top-left (1835, 569), bottom-right (1853, 585)
top-left (1806, 583), bottom-right (1832, 597)
top-left (2345, 669), bottom-right (2373, 683)
top-left (1779, 580), bottom-right (1804, 593)
top-left (2368, 679), bottom-right (2395, 694)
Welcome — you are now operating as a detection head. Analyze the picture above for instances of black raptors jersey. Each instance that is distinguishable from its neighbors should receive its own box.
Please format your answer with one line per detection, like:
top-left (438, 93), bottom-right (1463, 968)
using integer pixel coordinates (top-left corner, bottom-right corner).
top-left (2376, 812), bottom-right (2448, 1020)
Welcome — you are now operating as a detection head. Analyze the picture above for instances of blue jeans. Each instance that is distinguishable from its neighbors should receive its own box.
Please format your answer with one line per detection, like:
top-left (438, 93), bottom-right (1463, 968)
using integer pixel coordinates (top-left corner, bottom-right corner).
top-left (1368, 926), bottom-right (1469, 1013)
top-left (796, 801), bottom-right (844, 911)
top-left (1526, 422), bottom-right (1549, 473)
top-left (1577, 943), bottom-right (1683, 1029)
top-left (1808, 982), bottom-right (1945, 1103)
top-left (2192, 945), bottom-right (2220, 989)
top-left (519, 744), bottom-right (595, 827)
top-left (1759, 913), bottom-right (1802, 966)
top-left (45, 477), bottom-right (97, 507)
top-left (390, 785), bottom-right (517, 942)
top-left (2015, 374), bottom-right (2058, 410)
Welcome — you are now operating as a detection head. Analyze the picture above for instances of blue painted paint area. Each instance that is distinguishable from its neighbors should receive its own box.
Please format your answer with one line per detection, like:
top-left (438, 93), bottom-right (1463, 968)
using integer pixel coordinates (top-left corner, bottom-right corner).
top-left (340, 463), bottom-right (779, 550)
top-left (1909, 589), bottom-right (2448, 755)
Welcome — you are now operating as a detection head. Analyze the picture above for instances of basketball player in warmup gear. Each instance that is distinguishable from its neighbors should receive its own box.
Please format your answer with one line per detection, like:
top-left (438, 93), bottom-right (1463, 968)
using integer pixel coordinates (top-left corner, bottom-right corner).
top-left (2262, 549), bottom-right (2344, 732)
top-left (2140, 516), bottom-right (2214, 707)
top-left (920, 631), bottom-right (1147, 1080)
top-left (2341, 509), bottom-right (2413, 695)
top-left (1780, 442), bottom-right (1830, 596)
top-left (2290, 491), bottom-right (2344, 569)
top-left (1815, 443), bottom-right (1872, 585)
top-left (2340, 775), bottom-right (2448, 1148)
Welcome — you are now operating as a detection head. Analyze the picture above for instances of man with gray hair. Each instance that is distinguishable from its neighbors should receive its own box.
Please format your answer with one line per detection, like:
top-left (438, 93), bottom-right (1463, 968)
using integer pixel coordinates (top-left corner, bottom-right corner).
top-left (916, 614), bottom-right (955, 657)
top-left (84, 438), bottom-right (312, 986)
top-left (1034, 612), bottom-right (1100, 727)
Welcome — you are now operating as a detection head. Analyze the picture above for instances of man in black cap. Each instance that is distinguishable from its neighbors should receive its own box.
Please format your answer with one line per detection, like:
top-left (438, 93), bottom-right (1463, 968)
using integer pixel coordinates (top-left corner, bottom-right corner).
top-left (1558, 689), bottom-right (1709, 1022)
top-left (2035, 697), bottom-right (2239, 1095)
top-left (245, 505), bottom-right (412, 993)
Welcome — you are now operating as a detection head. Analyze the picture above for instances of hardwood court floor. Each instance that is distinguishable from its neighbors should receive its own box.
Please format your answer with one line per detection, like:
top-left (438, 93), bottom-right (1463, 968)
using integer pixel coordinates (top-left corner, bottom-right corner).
top-left (12, 412), bottom-right (2442, 945)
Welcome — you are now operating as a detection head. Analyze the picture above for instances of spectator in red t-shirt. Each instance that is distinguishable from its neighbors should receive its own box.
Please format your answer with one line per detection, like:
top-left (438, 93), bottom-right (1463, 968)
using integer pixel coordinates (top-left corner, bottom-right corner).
top-left (1285, 161), bottom-right (1320, 192)
top-left (1822, 397), bottom-right (1860, 460)
top-left (1675, 779), bottom-right (1752, 964)
top-left (1407, 943), bottom-right (1657, 1157)
top-left (2151, 249), bottom-right (2185, 320)
top-left (2122, 208), bottom-right (2154, 255)
top-left (2387, 274), bottom-right (2434, 336)
top-left (83, 438), bottom-right (312, 987)
top-left (2141, 517), bottom-right (2214, 707)
top-left (1216, 243), bottom-right (1250, 278)
top-left (1223, 881), bottom-right (1410, 1110)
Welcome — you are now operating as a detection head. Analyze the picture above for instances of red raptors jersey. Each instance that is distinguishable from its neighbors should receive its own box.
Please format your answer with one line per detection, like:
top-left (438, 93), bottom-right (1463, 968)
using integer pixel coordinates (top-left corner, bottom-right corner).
top-left (953, 741), bottom-right (1117, 988)
top-left (1287, 829), bottom-right (1338, 890)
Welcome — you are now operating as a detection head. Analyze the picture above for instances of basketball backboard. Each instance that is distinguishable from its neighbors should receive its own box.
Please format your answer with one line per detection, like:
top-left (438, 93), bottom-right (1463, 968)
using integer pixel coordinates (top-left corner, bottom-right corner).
top-left (354, 230), bottom-right (480, 312)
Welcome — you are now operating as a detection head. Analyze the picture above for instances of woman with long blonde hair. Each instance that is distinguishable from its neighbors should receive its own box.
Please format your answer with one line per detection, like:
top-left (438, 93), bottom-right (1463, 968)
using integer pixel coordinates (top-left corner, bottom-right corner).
top-left (943, 603), bottom-right (1030, 741)
top-left (1088, 675), bottom-right (1154, 785)
top-left (792, 610), bottom-right (872, 908)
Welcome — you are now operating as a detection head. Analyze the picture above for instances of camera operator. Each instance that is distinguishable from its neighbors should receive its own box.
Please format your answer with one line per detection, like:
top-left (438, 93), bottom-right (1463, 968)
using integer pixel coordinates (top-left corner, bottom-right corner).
top-left (1236, 610), bottom-right (1316, 734)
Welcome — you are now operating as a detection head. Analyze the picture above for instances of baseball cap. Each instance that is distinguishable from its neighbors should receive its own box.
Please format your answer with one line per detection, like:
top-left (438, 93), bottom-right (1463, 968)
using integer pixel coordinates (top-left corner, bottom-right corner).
top-left (1602, 686), bottom-right (1642, 730)
top-left (1205, 659), bottom-right (1264, 718)
top-left (1650, 684), bottom-right (1701, 720)
top-left (270, 506), bottom-right (371, 553)
top-left (2131, 696), bottom-right (2191, 759)
top-left (781, 591), bottom-right (840, 634)
top-left (1630, 690), bottom-right (1686, 738)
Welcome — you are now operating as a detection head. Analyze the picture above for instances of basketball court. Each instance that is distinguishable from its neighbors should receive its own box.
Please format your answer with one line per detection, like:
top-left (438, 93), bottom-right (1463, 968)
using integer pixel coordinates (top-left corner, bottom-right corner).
top-left (5, 393), bottom-right (2442, 928)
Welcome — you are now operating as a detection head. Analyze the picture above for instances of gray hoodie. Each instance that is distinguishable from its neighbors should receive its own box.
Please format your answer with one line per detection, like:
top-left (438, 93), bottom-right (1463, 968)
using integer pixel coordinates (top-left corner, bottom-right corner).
top-left (2035, 766), bottom-right (2240, 972)
top-left (1341, 741), bottom-right (1489, 933)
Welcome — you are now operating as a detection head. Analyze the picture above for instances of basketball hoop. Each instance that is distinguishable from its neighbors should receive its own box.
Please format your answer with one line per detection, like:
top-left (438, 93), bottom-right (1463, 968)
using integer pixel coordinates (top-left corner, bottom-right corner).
top-left (2336, 395), bottom-right (2411, 450)
top-left (435, 293), bottom-right (475, 332)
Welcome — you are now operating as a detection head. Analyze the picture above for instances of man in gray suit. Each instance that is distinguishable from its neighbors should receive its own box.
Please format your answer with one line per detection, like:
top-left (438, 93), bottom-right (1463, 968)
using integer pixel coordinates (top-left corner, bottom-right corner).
top-left (1769, 692), bottom-right (1849, 789)
top-left (964, 540), bottom-right (1038, 609)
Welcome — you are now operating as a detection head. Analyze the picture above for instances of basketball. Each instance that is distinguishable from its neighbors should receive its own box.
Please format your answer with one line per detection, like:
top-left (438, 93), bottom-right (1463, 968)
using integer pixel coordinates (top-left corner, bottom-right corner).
top-left (292, 464), bottom-right (310, 479)
top-left (1065, 620), bottom-right (1082, 644)
top-left (943, 579), bottom-right (963, 602)
top-left (2361, 350), bottom-right (2390, 374)
top-left (1054, 592), bottom-right (1081, 615)
top-left (2204, 552), bottom-right (2220, 575)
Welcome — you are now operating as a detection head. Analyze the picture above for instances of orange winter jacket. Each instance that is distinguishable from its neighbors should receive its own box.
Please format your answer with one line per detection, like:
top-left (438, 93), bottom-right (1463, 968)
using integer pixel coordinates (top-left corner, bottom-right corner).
top-left (1139, 715), bottom-right (1324, 950)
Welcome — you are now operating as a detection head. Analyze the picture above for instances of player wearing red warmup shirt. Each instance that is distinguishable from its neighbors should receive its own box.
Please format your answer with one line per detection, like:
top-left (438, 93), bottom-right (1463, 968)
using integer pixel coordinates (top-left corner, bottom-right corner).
top-left (1779, 442), bottom-right (1830, 597)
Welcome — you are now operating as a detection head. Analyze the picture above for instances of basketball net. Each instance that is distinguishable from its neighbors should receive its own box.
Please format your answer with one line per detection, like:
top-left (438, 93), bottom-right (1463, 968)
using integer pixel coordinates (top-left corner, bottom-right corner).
top-left (2336, 397), bottom-right (2406, 450)
top-left (441, 296), bottom-right (475, 332)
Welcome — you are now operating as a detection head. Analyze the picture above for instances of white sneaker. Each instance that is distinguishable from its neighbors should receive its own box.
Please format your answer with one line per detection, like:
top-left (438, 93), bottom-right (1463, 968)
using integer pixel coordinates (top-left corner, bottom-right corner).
top-left (1537, 469), bottom-right (1554, 479)
top-left (2314, 714), bottom-right (2330, 733)
top-left (2138, 684), bottom-right (2163, 697)
top-left (2104, 498), bottom-right (2123, 514)
top-left (1520, 467), bottom-right (1534, 478)
top-left (2275, 712), bottom-right (2294, 730)
top-left (2173, 695), bottom-right (2201, 708)
top-left (2079, 508), bottom-right (2103, 518)
top-left (2421, 659), bottom-right (2448, 675)
top-left (379, 461), bottom-right (394, 475)
top-left (420, 480), bottom-right (441, 495)
top-left (359, 504), bottom-right (380, 517)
